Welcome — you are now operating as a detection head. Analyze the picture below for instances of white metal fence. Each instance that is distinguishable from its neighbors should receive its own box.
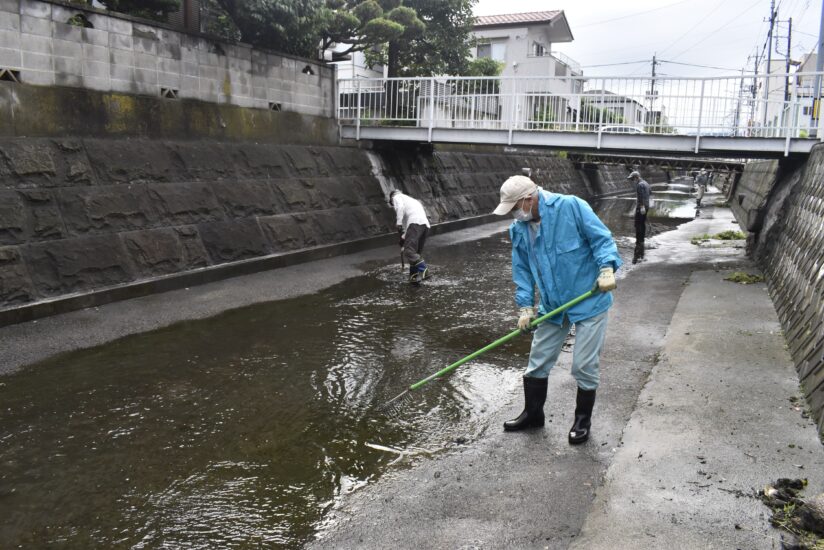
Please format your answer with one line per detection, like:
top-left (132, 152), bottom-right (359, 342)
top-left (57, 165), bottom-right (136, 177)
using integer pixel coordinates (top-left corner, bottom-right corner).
top-left (337, 73), bottom-right (824, 141)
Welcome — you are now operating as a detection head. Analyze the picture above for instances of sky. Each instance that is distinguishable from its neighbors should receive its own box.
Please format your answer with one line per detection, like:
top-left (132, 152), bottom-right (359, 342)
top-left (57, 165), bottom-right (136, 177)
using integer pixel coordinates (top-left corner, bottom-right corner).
top-left (473, 0), bottom-right (823, 78)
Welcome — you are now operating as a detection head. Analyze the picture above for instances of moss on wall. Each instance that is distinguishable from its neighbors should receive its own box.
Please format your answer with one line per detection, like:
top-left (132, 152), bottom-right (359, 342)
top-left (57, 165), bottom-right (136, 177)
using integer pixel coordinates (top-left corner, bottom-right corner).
top-left (0, 82), bottom-right (337, 144)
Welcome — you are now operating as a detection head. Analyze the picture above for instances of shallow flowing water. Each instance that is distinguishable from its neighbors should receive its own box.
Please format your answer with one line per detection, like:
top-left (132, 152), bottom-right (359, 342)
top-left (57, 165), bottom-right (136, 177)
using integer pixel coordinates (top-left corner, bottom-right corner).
top-left (0, 191), bottom-right (695, 548)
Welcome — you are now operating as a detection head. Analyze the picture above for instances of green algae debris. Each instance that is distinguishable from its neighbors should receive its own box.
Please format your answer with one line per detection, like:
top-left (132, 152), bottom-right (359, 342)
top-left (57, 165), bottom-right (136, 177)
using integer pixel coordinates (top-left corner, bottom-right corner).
top-left (714, 230), bottom-right (746, 240)
top-left (690, 233), bottom-right (712, 245)
top-left (691, 230), bottom-right (746, 246)
top-left (724, 272), bottom-right (764, 284)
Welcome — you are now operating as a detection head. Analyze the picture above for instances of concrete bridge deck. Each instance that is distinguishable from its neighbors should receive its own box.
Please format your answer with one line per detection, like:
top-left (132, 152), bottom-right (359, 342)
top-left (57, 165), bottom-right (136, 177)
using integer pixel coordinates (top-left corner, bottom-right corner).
top-left (340, 125), bottom-right (818, 158)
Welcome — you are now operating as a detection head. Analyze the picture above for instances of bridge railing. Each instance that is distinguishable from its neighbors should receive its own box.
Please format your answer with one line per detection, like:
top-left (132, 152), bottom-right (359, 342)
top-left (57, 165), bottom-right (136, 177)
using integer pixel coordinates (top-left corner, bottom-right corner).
top-left (337, 73), bottom-right (824, 140)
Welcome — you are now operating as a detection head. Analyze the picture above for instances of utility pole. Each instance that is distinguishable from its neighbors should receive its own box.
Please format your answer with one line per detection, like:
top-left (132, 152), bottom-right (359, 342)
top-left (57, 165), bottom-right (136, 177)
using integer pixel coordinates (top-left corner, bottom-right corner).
top-left (648, 54), bottom-right (659, 129)
top-left (812, 0), bottom-right (824, 137)
top-left (734, 67), bottom-right (745, 137)
top-left (763, 0), bottom-right (777, 126)
top-left (750, 52), bottom-right (759, 135)
top-left (783, 18), bottom-right (792, 103)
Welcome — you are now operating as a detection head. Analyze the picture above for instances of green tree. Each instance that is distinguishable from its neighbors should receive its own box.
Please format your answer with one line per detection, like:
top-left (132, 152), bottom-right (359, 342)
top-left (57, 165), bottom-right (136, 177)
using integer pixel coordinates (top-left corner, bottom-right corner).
top-left (99, 0), bottom-right (181, 21)
top-left (206, 1), bottom-right (425, 62)
top-left (210, 0), bottom-right (330, 58)
top-left (466, 56), bottom-right (502, 77)
top-left (321, 0), bottom-right (424, 73)
top-left (365, 0), bottom-right (474, 77)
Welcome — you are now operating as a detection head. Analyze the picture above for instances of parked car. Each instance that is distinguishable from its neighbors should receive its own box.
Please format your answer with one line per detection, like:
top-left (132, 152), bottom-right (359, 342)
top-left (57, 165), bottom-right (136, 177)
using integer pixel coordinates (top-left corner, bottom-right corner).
top-left (599, 125), bottom-right (647, 134)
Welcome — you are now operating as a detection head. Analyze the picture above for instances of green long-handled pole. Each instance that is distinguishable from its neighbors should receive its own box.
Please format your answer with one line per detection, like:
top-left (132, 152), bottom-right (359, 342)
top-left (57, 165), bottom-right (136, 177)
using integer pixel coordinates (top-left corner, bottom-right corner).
top-left (381, 288), bottom-right (599, 411)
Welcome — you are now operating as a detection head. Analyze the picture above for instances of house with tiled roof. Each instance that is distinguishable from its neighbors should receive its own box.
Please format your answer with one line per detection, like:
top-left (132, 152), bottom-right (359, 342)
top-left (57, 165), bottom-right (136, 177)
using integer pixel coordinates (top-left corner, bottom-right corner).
top-left (467, 10), bottom-right (584, 130)
top-left (471, 10), bottom-right (580, 79)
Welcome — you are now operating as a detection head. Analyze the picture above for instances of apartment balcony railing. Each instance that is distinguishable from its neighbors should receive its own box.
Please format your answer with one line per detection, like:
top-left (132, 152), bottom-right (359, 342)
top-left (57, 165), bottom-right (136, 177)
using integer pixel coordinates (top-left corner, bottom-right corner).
top-left (524, 50), bottom-right (582, 74)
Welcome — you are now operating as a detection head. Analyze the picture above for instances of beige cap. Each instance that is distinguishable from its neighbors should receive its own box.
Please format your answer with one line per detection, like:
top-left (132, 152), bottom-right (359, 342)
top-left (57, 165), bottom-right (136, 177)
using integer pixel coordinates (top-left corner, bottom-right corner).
top-left (493, 175), bottom-right (538, 215)
top-left (627, 171), bottom-right (641, 180)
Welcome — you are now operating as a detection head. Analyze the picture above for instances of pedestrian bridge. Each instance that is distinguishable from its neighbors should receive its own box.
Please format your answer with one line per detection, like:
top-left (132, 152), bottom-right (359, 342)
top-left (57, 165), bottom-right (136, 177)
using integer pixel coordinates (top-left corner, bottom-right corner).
top-left (337, 73), bottom-right (824, 158)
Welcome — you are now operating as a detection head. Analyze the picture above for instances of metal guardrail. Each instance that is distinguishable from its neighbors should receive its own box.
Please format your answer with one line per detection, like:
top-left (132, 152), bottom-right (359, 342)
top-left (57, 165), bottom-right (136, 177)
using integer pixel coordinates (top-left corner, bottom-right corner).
top-left (337, 73), bottom-right (824, 151)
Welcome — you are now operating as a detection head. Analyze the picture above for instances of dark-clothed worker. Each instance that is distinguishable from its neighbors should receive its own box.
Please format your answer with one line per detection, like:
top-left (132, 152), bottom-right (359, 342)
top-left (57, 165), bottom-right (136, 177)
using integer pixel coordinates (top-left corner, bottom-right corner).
top-left (628, 171), bottom-right (650, 263)
top-left (492, 175), bottom-right (621, 444)
top-left (389, 189), bottom-right (431, 284)
top-left (695, 169), bottom-right (708, 207)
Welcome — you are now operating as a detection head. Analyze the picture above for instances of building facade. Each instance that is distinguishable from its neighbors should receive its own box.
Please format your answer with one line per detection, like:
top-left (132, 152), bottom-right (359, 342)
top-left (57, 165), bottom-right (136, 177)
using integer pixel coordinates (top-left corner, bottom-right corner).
top-left (467, 10), bottom-right (584, 130)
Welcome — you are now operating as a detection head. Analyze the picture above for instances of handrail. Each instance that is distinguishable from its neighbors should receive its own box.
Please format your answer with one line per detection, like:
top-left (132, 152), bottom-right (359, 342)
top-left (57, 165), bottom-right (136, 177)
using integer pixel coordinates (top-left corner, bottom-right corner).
top-left (336, 72), bottom-right (824, 149)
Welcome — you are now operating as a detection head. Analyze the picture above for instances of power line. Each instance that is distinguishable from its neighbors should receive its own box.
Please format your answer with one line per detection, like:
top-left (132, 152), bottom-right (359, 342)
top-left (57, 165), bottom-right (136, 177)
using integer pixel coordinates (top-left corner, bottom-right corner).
top-left (793, 29), bottom-right (819, 38)
top-left (659, 59), bottom-right (744, 71)
top-left (666, 0), bottom-right (763, 62)
top-left (579, 60), bottom-right (650, 68)
top-left (576, 0), bottom-right (693, 28)
top-left (657, 1), bottom-right (727, 56)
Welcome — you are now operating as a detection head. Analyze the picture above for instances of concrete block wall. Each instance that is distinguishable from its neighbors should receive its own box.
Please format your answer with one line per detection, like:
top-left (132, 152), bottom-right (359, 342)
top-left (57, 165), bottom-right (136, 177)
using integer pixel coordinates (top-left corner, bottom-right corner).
top-left (0, 0), bottom-right (333, 116)
top-left (729, 159), bottom-right (780, 232)
top-left (734, 151), bottom-right (824, 432)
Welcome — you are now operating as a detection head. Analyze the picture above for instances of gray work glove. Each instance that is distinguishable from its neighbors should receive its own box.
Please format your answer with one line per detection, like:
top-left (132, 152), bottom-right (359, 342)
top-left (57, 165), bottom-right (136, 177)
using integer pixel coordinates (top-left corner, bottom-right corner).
top-left (517, 306), bottom-right (536, 333)
top-left (596, 267), bottom-right (617, 292)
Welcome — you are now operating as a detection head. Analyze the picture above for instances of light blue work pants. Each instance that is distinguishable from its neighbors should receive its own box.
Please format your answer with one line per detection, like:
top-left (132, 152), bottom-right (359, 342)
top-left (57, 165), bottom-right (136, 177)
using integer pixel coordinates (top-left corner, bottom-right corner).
top-left (524, 311), bottom-right (609, 391)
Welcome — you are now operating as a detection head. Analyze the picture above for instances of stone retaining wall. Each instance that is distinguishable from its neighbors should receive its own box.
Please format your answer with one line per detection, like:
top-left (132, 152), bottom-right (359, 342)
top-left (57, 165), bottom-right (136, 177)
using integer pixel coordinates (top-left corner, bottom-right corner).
top-left (0, 138), bottom-right (392, 307)
top-left (733, 151), bottom-right (824, 431)
top-left (729, 159), bottom-right (780, 232)
top-left (377, 147), bottom-right (603, 226)
top-left (0, 138), bottom-right (614, 313)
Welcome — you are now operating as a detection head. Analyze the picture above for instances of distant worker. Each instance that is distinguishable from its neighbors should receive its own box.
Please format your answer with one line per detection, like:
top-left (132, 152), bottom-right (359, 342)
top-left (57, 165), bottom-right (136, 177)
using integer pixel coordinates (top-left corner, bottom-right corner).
top-left (695, 169), bottom-right (708, 207)
top-left (628, 171), bottom-right (650, 264)
top-left (492, 175), bottom-right (622, 444)
top-left (389, 189), bottom-right (430, 284)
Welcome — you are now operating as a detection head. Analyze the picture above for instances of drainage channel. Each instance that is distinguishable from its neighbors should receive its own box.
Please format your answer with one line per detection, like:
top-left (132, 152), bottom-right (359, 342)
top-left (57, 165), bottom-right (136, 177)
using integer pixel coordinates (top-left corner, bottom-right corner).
top-left (0, 188), bottom-right (697, 548)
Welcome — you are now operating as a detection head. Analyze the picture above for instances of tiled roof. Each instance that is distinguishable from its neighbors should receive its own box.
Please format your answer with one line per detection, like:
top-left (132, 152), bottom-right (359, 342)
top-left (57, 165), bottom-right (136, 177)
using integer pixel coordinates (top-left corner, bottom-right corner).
top-left (474, 10), bottom-right (561, 27)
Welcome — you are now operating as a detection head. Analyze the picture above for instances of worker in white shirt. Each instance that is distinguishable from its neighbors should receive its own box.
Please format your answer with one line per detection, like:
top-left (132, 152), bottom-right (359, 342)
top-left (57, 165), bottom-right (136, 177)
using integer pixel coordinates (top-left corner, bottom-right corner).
top-left (389, 189), bottom-right (431, 284)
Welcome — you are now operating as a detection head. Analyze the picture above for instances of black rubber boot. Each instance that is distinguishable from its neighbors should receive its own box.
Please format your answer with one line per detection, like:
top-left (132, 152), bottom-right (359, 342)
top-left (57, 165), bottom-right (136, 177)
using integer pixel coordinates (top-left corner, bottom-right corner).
top-left (569, 388), bottom-right (596, 444)
top-left (504, 376), bottom-right (548, 432)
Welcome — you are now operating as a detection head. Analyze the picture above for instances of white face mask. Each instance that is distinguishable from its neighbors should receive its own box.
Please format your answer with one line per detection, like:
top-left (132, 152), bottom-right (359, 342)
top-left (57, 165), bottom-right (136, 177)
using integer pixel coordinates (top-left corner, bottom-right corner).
top-left (512, 197), bottom-right (533, 222)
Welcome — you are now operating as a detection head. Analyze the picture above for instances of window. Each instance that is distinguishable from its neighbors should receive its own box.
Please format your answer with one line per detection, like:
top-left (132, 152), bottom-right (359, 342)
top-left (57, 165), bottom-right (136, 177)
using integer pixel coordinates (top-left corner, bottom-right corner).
top-left (803, 106), bottom-right (812, 115)
top-left (532, 42), bottom-right (545, 57)
top-left (478, 42), bottom-right (506, 61)
top-left (491, 43), bottom-right (506, 61)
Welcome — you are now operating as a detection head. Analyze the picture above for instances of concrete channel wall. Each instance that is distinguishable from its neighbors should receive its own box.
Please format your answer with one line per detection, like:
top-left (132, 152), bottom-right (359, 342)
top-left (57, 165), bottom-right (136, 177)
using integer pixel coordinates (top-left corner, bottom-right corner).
top-left (0, 0), bottom-right (333, 116)
top-left (0, 136), bottom-right (628, 317)
top-left (0, 74), bottom-right (636, 324)
top-left (732, 151), bottom-right (824, 431)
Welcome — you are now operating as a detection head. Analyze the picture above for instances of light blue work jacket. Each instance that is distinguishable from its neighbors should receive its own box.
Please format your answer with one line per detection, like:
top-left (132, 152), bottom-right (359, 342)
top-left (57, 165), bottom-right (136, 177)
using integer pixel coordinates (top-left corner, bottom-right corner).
top-left (510, 189), bottom-right (622, 325)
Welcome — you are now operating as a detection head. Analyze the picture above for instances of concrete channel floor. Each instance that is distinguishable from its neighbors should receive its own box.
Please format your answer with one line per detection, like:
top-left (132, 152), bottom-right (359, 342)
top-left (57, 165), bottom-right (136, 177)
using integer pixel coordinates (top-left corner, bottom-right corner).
top-left (309, 201), bottom-right (824, 549)
top-left (0, 222), bottom-right (510, 373)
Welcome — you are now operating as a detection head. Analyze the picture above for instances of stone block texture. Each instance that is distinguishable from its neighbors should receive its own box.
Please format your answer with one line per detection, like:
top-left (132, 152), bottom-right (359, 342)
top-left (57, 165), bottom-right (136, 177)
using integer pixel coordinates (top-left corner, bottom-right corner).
top-left (0, 136), bottom-right (614, 311)
top-left (0, 0), bottom-right (332, 116)
top-left (0, 138), bottom-right (390, 306)
top-left (734, 149), bottom-right (824, 434)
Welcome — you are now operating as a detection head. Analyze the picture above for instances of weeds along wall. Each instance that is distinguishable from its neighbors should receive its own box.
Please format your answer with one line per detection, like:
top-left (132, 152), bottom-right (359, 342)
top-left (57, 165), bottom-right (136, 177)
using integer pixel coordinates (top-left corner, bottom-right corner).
top-left (733, 153), bottom-right (824, 432)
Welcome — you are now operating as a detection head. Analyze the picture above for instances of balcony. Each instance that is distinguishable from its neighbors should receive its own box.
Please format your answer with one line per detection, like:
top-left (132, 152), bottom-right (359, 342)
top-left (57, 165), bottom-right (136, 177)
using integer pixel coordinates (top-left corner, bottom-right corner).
top-left (525, 49), bottom-right (582, 75)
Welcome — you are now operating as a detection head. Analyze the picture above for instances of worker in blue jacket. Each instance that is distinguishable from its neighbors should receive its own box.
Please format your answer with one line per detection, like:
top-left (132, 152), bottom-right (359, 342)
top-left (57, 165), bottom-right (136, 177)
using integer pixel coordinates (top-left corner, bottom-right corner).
top-left (492, 175), bottom-right (622, 443)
